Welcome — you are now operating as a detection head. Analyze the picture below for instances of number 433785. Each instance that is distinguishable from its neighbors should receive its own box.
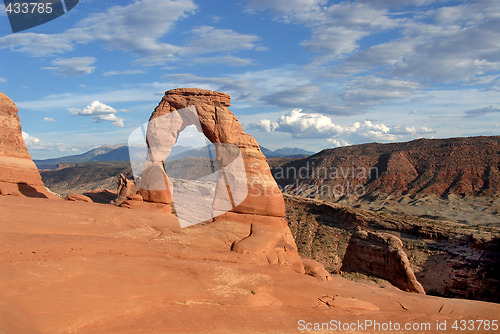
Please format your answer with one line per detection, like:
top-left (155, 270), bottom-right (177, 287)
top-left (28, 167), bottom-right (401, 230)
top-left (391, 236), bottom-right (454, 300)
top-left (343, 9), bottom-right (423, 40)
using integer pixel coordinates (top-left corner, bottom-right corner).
top-left (452, 319), bottom-right (498, 331)
top-left (5, 2), bottom-right (53, 14)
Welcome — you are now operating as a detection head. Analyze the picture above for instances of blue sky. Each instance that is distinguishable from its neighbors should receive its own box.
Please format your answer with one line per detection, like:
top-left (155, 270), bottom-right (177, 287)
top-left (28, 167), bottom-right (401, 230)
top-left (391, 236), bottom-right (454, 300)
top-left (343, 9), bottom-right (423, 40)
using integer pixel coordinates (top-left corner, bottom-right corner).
top-left (0, 0), bottom-right (499, 159)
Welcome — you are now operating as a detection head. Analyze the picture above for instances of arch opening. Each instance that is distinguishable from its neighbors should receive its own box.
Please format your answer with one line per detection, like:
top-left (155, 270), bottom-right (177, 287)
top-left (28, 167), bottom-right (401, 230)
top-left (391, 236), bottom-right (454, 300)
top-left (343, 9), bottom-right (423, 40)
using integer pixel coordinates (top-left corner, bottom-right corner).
top-left (128, 105), bottom-right (248, 227)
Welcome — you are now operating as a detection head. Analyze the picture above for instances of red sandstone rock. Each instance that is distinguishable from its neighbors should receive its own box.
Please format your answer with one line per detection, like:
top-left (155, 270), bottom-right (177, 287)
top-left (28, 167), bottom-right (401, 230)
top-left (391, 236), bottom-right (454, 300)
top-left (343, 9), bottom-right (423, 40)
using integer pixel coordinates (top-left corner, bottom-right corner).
top-left (143, 88), bottom-right (284, 217)
top-left (115, 173), bottom-right (139, 203)
top-left (138, 163), bottom-right (174, 204)
top-left (136, 88), bottom-right (311, 272)
top-left (0, 92), bottom-right (53, 198)
top-left (119, 199), bottom-right (172, 213)
top-left (342, 228), bottom-right (425, 294)
top-left (83, 189), bottom-right (117, 204)
top-left (2, 195), bottom-right (497, 333)
top-left (127, 194), bottom-right (143, 201)
top-left (302, 258), bottom-right (332, 281)
top-left (65, 194), bottom-right (93, 203)
top-left (276, 136), bottom-right (500, 199)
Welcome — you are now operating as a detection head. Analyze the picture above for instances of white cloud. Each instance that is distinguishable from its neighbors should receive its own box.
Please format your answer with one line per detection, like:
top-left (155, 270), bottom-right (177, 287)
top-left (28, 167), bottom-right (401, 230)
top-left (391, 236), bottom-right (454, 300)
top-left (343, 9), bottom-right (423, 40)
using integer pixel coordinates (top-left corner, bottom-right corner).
top-left (390, 125), bottom-right (433, 135)
top-left (186, 26), bottom-right (261, 54)
top-left (0, 78), bottom-right (6, 83)
top-left (336, 2), bottom-right (500, 84)
top-left (246, 0), bottom-right (327, 15)
top-left (302, 27), bottom-right (369, 58)
top-left (249, 1), bottom-right (397, 61)
top-left (165, 70), bottom-right (362, 115)
top-left (262, 85), bottom-right (320, 107)
top-left (165, 67), bottom-right (310, 104)
top-left (132, 55), bottom-right (180, 67)
top-left (249, 119), bottom-right (279, 132)
top-left (21, 131), bottom-right (89, 156)
top-left (464, 106), bottom-right (500, 117)
top-left (301, 2), bottom-right (397, 59)
top-left (337, 41), bottom-right (413, 75)
top-left (43, 117), bottom-right (55, 122)
top-left (190, 55), bottom-right (256, 67)
top-left (0, 0), bottom-right (197, 57)
top-left (250, 109), bottom-right (434, 144)
top-left (320, 2), bottom-right (397, 30)
top-left (356, 0), bottom-right (434, 8)
top-left (388, 22), bottom-right (500, 83)
top-left (246, 0), bottom-right (500, 89)
top-left (276, 109), bottom-right (346, 138)
top-left (44, 57), bottom-right (97, 77)
top-left (22, 132), bottom-right (41, 147)
top-left (0, 33), bottom-right (74, 57)
top-left (74, 0), bottom-right (196, 55)
top-left (134, 25), bottom-right (263, 66)
top-left (69, 101), bottom-right (124, 127)
top-left (17, 85), bottom-right (163, 111)
top-left (21, 132), bottom-right (87, 156)
top-left (342, 76), bottom-right (420, 105)
top-left (103, 70), bottom-right (145, 76)
top-left (69, 101), bottom-right (116, 116)
top-left (327, 138), bottom-right (350, 147)
top-left (0, 1), bottom-right (264, 67)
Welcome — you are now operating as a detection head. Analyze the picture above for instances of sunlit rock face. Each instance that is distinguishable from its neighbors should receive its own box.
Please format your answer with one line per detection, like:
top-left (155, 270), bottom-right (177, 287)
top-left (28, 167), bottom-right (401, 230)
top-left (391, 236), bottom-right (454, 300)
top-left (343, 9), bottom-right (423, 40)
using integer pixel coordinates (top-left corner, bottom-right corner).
top-left (135, 88), bottom-right (319, 273)
top-left (0, 92), bottom-right (52, 198)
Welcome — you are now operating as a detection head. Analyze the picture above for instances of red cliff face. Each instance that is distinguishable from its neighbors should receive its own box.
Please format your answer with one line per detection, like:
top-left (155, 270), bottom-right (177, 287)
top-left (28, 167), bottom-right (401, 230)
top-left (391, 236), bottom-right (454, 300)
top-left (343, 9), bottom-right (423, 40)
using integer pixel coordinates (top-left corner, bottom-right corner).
top-left (0, 92), bottom-right (52, 198)
top-left (275, 136), bottom-right (500, 199)
top-left (342, 228), bottom-right (426, 294)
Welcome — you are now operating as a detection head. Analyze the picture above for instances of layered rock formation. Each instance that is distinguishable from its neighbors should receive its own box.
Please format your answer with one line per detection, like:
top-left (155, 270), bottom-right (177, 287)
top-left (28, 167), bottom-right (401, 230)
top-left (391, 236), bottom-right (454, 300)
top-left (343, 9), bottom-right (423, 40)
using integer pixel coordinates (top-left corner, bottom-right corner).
top-left (274, 136), bottom-right (500, 199)
top-left (0, 92), bottom-right (51, 198)
top-left (115, 173), bottom-right (138, 203)
top-left (341, 229), bottom-right (425, 293)
top-left (135, 88), bottom-right (315, 273)
top-left (115, 175), bottom-right (172, 213)
top-left (139, 89), bottom-right (284, 215)
top-left (286, 194), bottom-right (500, 302)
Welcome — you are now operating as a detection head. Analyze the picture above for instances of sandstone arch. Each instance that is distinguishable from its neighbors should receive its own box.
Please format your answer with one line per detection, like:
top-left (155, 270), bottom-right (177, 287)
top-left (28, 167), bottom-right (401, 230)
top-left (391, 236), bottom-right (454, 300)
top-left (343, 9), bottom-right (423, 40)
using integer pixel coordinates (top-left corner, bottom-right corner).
top-left (139, 89), bottom-right (284, 216)
top-left (135, 88), bottom-right (307, 271)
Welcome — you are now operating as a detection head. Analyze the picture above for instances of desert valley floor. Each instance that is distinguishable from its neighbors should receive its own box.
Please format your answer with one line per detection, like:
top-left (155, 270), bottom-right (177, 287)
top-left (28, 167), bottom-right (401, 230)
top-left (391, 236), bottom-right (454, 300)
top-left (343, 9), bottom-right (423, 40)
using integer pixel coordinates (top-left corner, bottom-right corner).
top-left (1, 196), bottom-right (499, 333)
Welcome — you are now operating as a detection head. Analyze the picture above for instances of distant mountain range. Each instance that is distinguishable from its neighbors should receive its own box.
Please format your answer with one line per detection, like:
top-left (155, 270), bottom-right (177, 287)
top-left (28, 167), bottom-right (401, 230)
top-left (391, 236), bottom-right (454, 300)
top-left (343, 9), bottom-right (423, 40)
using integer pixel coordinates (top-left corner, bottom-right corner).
top-left (168, 145), bottom-right (315, 161)
top-left (34, 144), bottom-right (315, 169)
top-left (260, 147), bottom-right (315, 158)
top-left (34, 144), bottom-right (125, 169)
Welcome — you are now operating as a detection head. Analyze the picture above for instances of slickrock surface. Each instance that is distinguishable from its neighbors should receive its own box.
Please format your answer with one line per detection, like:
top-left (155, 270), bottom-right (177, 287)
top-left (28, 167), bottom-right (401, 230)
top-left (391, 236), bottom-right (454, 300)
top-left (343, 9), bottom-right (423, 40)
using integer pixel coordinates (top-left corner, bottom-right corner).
top-left (0, 92), bottom-right (52, 198)
top-left (1, 195), bottom-right (499, 333)
top-left (65, 193), bottom-right (93, 203)
top-left (342, 229), bottom-right (426, 294)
